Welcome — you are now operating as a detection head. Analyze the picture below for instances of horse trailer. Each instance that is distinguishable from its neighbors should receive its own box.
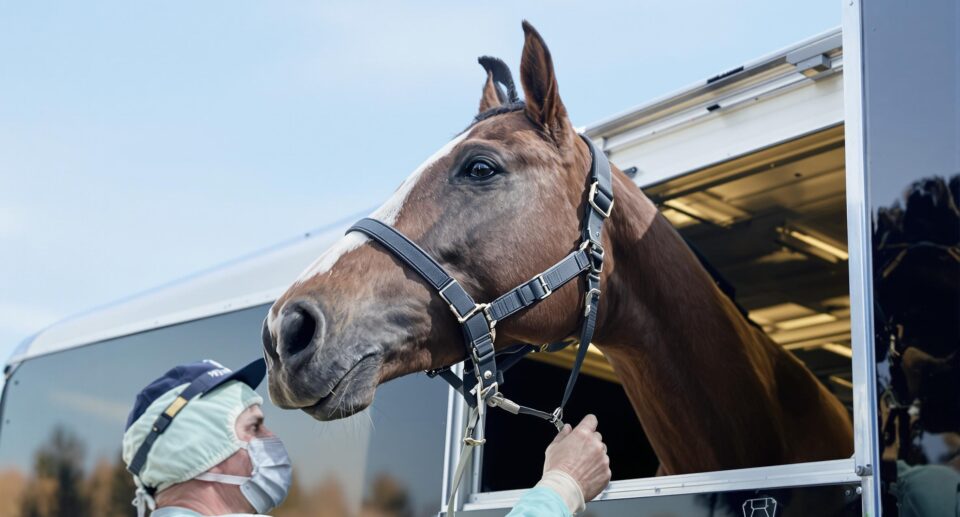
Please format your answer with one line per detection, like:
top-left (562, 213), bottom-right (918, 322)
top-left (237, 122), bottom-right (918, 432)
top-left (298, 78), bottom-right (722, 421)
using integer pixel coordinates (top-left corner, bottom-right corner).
top-left (1, 2), bottom-right (956, 516)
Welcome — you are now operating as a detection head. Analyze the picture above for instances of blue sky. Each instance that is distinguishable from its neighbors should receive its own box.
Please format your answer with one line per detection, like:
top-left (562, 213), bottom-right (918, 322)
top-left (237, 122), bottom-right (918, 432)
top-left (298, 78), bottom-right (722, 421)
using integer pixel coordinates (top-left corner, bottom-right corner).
top-left (0, 1), bottom-right (839, 365)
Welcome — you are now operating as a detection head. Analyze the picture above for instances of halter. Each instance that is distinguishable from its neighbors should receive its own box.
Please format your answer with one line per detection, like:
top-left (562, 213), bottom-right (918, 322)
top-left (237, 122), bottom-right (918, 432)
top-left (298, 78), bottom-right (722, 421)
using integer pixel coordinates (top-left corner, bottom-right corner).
top-left (347, 134), bottom-right (612, 512)
top-left (348, 134), bottom-right (611, 425)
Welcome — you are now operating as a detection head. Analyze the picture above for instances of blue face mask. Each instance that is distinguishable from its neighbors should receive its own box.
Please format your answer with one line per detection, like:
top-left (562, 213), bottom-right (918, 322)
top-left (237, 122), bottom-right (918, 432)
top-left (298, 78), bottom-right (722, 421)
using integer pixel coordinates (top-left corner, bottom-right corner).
top-left (195, 437), bottom-right (293, 514)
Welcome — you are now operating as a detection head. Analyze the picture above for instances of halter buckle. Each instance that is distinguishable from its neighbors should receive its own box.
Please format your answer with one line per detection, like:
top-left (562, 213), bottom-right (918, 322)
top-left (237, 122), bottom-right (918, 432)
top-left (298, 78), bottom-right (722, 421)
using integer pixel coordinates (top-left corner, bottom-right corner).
top-left (534, 274), bottom-right (552, 300)
top-left (483, 305), bottom-right (498, 329)
top-left (584, 288), bottom-right (602, 317)
top-left (588, 182), bottom-right (614, 218)
top-left (590, 240), bottom-right (605, 256)
top-left (580, 239), bottom-right (605, 275)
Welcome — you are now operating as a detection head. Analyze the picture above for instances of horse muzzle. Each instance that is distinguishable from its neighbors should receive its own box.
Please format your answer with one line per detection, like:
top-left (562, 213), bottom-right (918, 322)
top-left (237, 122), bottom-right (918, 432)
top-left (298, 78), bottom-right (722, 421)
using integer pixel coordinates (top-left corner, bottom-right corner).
top-left (262, 299), bottom-right (381, 420)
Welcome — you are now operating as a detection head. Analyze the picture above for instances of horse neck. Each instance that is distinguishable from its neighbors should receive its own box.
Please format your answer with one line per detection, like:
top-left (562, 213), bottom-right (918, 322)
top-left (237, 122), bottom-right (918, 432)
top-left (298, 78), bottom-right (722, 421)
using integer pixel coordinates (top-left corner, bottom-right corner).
top-left (595, 174), bottom-right (790, 474)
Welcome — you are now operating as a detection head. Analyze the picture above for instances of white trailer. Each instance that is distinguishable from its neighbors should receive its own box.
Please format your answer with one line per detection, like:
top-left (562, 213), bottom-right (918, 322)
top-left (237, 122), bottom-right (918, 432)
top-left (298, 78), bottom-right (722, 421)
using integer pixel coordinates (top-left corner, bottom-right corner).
top-left (2, 2), bottom-right (956, 515)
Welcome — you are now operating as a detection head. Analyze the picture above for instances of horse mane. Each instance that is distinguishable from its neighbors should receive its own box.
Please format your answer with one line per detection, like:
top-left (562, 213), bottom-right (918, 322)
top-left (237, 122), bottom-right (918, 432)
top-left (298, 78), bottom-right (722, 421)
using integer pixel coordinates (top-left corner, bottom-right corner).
top-left (471, 102), bottom-right (526, 127)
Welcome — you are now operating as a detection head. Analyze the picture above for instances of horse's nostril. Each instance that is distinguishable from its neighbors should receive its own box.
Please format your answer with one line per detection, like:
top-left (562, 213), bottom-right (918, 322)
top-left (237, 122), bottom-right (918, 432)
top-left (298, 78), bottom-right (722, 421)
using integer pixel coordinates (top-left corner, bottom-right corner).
top-left (279, 303), bottom-right (319, 358)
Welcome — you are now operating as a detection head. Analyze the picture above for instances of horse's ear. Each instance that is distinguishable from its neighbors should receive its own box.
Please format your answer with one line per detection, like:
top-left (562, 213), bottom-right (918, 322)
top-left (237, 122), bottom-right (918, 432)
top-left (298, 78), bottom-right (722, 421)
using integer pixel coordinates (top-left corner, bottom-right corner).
top-left (477, 56), bottom-right (518, 113)
top-left (479, 71), bottom-right (502, 112)
top-left (519, 21), bottom-right (572, 144)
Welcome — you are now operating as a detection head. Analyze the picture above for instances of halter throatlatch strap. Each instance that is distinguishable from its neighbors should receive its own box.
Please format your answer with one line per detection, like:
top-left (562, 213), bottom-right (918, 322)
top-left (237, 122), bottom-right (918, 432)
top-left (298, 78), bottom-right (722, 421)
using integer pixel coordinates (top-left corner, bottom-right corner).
top-left (346, 134), bottom-right (612, 434)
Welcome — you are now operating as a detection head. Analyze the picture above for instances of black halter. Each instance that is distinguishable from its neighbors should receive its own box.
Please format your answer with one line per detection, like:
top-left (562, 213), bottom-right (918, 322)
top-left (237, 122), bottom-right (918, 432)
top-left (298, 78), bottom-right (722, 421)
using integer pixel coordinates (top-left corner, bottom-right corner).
top-left (347, 134), bottom-right (613, 432)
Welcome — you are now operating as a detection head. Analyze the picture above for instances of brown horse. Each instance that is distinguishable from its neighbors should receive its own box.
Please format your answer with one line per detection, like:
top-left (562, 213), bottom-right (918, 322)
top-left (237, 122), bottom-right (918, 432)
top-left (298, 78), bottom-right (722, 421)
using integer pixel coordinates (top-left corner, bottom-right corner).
top-left (262, 22), bottom-right (853, 475)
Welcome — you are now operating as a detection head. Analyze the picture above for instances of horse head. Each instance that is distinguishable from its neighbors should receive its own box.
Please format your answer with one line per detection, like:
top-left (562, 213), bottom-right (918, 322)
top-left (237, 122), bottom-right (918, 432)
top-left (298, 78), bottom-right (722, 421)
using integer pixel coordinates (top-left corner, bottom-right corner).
top-left (262, 22), bottom-right (621, 420)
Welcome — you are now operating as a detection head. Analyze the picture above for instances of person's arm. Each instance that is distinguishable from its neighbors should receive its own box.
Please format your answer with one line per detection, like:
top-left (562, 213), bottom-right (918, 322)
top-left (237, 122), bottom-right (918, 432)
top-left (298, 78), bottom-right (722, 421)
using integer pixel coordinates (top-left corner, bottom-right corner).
top-left (506, 415), bottom-right (611, 517)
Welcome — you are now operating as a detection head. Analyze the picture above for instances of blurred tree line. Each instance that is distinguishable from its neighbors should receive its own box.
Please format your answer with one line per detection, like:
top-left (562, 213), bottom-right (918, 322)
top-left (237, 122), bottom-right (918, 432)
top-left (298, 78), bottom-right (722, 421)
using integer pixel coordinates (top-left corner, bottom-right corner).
top-left (8, 425), bottom-right (136, 517)
top-left (4, 426), bottom-right (420, 516)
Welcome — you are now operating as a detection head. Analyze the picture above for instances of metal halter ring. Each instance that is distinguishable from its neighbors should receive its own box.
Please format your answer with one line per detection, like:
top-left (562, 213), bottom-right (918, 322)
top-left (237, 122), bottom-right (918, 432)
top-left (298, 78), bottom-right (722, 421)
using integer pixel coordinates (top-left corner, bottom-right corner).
top-left (588, 181), bottom-right (614, 218)
top-left (550, 407), bottom-right (565, 431)
top-left (449, 302), bottom-right (490, 324)
top-left (472, 381), bottom-right (499, 411)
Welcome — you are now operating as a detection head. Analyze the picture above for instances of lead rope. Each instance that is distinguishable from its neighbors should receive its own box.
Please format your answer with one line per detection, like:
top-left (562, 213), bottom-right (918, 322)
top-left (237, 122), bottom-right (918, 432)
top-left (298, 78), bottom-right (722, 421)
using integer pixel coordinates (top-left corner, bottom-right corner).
top-left (446, 405), bottom-right (482, 516)
top-left (444, 282), bottom-right (601, 515)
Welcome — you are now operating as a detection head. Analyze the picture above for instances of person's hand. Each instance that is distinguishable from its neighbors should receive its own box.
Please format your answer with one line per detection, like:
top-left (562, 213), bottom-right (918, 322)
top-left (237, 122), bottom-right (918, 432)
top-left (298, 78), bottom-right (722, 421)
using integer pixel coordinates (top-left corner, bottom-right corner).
top-left (542, 414), bottom-right (611, 501)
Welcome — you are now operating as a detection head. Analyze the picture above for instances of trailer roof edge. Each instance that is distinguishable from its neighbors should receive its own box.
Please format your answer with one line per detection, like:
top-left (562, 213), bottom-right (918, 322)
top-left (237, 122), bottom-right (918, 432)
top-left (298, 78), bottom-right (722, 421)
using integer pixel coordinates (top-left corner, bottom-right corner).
top-left (585, 27), bottom-right (842, 138)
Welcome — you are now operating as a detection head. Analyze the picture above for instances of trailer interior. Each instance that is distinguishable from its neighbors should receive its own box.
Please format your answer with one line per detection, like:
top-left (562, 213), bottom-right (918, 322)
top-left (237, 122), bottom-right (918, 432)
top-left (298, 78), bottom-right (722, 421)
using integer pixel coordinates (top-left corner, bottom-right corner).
top-left (482, 125), bottom-right (852, 491)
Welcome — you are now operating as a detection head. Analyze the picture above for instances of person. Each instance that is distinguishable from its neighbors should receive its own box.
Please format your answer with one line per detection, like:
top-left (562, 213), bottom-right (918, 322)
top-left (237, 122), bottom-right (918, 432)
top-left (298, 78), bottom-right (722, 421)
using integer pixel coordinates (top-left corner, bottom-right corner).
top-left (506, 413), bottom-right (612, 516)
top-left (122, 359), bottom-right (289, 517)
top-left (122, 358), bottom-right (611, 516)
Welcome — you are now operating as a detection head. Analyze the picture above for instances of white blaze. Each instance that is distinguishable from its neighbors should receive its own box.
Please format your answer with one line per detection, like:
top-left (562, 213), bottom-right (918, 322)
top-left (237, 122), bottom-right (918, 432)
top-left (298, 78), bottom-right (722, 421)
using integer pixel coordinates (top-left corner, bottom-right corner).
top-left (291, 131), bottom-right (469, 287)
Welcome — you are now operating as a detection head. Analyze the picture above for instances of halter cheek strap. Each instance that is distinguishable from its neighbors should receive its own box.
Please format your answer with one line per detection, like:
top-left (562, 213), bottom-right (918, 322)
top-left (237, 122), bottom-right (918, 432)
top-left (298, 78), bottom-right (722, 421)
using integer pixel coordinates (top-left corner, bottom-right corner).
top-left (348, 135), bottom-right (611, 516)
top-left (346, 134), bottom-right (613, 429)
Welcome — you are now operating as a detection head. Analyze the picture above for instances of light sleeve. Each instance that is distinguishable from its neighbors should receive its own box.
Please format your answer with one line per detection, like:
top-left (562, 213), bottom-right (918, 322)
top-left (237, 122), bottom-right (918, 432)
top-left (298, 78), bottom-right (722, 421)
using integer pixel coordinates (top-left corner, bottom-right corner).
top-left (505, 483), bottom-right (577, 517)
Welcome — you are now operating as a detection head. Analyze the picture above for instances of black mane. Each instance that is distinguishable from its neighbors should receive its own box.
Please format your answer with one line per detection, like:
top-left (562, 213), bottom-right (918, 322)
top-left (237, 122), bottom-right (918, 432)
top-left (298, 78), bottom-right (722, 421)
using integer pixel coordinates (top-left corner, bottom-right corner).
top-left (472, 102), bottom-right (525, 126)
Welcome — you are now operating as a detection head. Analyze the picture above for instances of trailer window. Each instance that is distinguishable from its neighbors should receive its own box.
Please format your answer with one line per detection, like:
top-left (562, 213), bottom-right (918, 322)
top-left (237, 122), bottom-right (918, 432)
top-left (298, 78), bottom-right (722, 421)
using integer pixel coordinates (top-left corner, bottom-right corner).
top-left (480, 127), bottom-right (855, 491)
top-left (0, 305), bottom-right (447, 517)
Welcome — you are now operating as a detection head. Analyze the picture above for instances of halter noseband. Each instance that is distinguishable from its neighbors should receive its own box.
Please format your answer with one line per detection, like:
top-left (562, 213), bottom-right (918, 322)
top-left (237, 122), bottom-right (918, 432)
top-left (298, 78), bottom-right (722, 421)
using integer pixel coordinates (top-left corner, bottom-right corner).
top-left (347, 134), bottom-right (613, 436)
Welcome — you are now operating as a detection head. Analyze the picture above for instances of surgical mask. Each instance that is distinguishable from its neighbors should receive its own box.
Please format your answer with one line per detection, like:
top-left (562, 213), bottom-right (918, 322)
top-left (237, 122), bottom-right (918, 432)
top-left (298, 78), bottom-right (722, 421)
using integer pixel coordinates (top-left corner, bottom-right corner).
top-left (195, 437), bottom-right (293, 513)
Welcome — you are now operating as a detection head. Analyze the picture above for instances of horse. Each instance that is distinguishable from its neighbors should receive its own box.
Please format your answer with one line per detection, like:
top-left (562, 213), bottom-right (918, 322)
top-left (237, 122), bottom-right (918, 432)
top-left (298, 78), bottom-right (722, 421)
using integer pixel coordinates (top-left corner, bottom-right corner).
top-left (261, 21), bottom-right (853, 475)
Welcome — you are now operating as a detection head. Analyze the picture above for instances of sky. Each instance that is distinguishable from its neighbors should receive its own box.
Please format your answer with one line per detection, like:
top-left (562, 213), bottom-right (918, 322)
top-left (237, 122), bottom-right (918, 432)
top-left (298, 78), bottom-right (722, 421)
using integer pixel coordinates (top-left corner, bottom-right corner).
top-left (0, 1), bottom-right (840, 367)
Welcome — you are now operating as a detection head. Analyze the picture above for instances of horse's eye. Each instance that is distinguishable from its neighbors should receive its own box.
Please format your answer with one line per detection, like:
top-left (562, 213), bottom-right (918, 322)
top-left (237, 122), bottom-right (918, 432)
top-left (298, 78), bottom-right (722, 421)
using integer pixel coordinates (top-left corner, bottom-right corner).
top-left (466, 160), bottom-right (498, 179)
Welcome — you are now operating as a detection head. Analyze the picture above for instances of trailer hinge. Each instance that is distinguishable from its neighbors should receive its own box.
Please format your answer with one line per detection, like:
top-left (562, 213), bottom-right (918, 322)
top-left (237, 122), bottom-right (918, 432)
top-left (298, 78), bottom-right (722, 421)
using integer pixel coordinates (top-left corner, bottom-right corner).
top-left (793, 53), bottom-right (832, 78)
top-left (855, 463), bottom-right (873, 477)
